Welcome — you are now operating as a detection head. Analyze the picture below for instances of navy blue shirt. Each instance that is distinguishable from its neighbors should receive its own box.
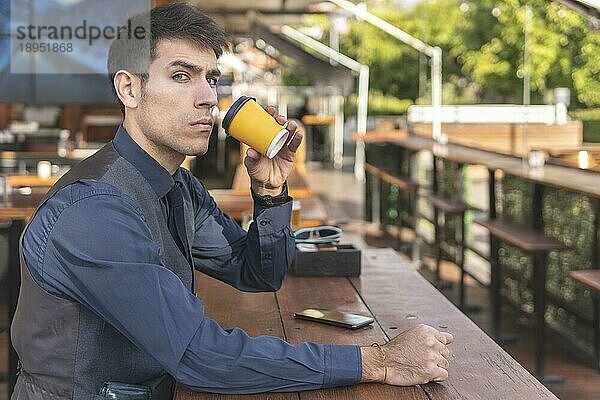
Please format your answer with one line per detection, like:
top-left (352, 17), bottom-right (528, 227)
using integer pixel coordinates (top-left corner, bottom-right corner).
top-left (22, 127), bottom-right (361, 394)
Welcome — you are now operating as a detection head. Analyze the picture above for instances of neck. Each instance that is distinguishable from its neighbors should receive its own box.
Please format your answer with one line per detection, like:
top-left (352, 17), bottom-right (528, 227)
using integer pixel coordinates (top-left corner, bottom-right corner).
top-left (123, 118), bottom-right (184, 175)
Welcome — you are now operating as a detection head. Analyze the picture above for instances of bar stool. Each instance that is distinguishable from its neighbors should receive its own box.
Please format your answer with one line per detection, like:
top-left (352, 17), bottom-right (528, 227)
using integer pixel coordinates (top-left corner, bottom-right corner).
top-left (425, 193), bottom-right (480, 311)
top-left (474, 217), bottom-right (569, 384)
top-left (568, 270), bottom-right (600, 370)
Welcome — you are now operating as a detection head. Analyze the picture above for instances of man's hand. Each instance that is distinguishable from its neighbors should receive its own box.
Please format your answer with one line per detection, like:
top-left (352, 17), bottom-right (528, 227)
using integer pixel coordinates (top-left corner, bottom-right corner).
top-left (244, 106), bottom-right (303, 197)
top-left (361, 324), bottom-right (453, 386)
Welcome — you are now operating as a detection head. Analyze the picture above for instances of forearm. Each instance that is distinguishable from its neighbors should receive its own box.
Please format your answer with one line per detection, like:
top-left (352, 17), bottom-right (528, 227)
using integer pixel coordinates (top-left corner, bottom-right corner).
top-left (192, 199), bottom-right (294, 292)
top-left (176, 320), bottom-right (361, 393)
top-left (243, 200), bottom-right (295, 290)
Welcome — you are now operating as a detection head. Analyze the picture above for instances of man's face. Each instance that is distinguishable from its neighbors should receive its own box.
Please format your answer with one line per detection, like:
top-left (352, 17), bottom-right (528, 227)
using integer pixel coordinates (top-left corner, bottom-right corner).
top-left (135, 38), bottom-right (220, 158)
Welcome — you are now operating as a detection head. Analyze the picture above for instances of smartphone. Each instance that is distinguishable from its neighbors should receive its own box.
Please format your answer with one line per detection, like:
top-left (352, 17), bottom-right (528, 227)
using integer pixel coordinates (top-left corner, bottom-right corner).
top-left (294, 308), bottom-right (375, 329)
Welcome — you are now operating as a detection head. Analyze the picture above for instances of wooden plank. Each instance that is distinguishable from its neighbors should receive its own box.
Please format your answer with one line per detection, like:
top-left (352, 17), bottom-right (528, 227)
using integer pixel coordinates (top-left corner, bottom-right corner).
top-left (8, 174), bottom-right (60, 188)
top-left (301, 115), bottom-right (334, 126)
top-left (364, 133), bottom-right (600, 199)
top-left (569, 270), bottom-right (600, 293)
top-left (174, 272), bottom-right (298, 400)
top-left (473, 218), bottom-right (569, 253)
top-left (276, 275), bottom-right (428, 400)
top-left (352, 249), bottom-right (558, 400)
top-left (364, 163), bottom-right (382, 178)
top-left (410, 122), bottom-right (582, 156)
top-left (352, 130), bottom-right (408, 143)
top-left (425, 194), bottom-right (468, 214)
top-left (364, 163), bottom-right (418, 192)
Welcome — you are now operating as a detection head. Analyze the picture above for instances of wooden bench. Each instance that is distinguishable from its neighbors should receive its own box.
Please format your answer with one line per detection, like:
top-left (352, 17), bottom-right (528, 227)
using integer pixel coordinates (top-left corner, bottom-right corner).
top-left (364, 163), bottom-right (419, 260)
top-left (474, 217), bottom-right (570, 382)
top-left (569, 270), bottom-right (600, 369)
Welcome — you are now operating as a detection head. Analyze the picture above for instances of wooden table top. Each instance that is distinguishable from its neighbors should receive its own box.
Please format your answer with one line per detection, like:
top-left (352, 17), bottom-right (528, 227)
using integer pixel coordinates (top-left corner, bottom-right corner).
top-left (8, 174), bottom-right (61, 187)
top-left (361, 131), bottom-right (600, 198)
top-left (0, 185), bottom-right (327, 229)
top-left (0, 188), bottom-right (47, 220)
top-left (175, 248), bottom-right (557, 400)
top-left (301, 115), bottom-right (335, 126)
top-left (0, 150), bottom-right (85, 162)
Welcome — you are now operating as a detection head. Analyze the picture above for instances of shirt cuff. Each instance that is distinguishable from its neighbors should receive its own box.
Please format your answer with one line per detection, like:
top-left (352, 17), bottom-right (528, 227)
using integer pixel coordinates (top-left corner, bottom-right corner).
top-left (322, 344), bottom-right (362, 388)
top-left (253, 197), bottom-right (293, 233)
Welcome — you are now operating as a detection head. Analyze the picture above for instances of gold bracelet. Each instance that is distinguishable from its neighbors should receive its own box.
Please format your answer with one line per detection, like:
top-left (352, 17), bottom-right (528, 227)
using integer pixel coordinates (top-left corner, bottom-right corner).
top-left (371, 343), bottom-right (387, 383)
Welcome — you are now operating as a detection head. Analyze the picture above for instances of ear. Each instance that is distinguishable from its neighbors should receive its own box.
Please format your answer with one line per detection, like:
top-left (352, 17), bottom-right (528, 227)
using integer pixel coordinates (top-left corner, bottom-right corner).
top-left (114, 70), bottom-right (141, 110)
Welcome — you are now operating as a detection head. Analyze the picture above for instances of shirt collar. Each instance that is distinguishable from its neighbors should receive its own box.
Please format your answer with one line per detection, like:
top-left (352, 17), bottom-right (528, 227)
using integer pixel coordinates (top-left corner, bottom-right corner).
top-left (113, 125), bottom-right (177, 199)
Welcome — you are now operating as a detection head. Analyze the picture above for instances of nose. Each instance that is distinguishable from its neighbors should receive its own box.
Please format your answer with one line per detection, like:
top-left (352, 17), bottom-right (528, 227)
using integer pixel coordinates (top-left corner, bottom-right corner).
top-left (194, 79), bottom-right (218, 110)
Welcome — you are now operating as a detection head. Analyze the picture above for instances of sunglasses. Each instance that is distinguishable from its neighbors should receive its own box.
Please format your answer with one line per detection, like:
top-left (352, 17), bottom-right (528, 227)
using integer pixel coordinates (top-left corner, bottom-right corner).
top-left (293, 225), bottom-right (342, 244)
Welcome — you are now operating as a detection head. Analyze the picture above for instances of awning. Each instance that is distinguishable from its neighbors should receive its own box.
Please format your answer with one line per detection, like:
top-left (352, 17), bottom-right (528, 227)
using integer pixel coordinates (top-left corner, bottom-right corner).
top-left (250, 19), bottom-right (355, 95)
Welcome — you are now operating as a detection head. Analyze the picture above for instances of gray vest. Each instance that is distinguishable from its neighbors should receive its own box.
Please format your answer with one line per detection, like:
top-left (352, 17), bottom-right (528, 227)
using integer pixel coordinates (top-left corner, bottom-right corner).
top-left (11, 143), bottom-right (195, 400)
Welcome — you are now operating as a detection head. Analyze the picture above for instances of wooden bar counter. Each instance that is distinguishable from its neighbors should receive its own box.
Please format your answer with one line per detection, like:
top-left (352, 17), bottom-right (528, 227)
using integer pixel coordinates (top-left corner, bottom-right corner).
top-left (359, 130), bottom-right (600, 197)
top-left (175, 248), bottom-right (557, 400)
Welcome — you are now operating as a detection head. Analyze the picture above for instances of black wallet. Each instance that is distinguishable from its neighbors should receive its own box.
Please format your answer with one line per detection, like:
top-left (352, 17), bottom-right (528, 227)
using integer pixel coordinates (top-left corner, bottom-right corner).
top-left (98, 381), bottom-right (151, 400)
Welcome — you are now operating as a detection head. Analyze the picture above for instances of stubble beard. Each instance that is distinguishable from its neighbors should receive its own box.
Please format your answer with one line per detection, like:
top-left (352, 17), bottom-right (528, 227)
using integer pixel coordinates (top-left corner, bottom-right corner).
top-left (136, 92), bottom-right (213, 160)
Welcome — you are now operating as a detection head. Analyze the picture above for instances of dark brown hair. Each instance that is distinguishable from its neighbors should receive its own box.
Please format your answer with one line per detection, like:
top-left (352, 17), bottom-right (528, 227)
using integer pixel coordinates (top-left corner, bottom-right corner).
top-left (107, 2), bottom-right (229, 114)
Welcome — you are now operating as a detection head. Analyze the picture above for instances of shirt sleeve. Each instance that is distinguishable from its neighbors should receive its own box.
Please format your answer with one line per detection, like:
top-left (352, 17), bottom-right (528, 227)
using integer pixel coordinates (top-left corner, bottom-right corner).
top-left (23, 187), bottom-right (361, 393)
top-left (177, 324), bottom-right (361, 393)
top-left (187, 175), bottom-right (296, 292)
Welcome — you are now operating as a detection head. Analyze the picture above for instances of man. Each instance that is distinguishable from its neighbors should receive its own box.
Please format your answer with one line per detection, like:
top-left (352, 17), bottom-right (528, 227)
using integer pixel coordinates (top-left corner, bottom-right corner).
top-left (11, 3), bottom-right (452, 399)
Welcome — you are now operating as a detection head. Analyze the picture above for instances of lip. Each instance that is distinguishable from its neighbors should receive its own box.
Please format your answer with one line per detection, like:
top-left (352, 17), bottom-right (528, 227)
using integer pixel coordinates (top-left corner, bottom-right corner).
top-left (190, 119), bottom-right (213, 131)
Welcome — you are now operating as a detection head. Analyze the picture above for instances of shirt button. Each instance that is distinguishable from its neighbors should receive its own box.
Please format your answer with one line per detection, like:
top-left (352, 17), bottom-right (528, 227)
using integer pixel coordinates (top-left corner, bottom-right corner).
top-left (260, 220), bottom-right (270, 226)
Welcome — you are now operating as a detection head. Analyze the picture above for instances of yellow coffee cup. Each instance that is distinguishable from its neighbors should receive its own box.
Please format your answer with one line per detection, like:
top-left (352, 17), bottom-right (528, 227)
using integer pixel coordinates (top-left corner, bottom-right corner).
top-left (222, 96), bottom-right (291, 159)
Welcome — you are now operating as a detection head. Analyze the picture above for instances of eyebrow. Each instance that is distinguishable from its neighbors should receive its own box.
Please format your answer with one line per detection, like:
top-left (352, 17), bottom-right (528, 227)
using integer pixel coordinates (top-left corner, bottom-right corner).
top-left (167, 60), bottom-right (221, 76)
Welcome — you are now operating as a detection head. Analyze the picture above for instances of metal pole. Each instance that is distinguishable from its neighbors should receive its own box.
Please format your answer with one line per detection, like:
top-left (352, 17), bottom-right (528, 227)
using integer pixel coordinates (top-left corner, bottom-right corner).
top-left (329, 16), bottom-right (339, 66)
top-left (355, 65), bottom-right (370, 181)
top-left (280, 25), bottom-right (363, 70)
top-left (328, 0), bottom-right (443, 143)
top-left (332, 95), bottom-right (344, 169)
top-left (278, 25), bottom-right (368, 179)
top-left (431, 46), bottom-right (443, 142)
top-left (523, 3), bottom-right (532, 109)
top-left (522, 3), bottom-right (532, 160)
top-left (329, 0), bottom-right (436, 56)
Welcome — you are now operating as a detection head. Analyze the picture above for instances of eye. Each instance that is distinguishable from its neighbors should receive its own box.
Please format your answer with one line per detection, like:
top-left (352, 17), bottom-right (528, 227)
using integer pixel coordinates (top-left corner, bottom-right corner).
top-left (207, 76), bottom-right (219, 87)
top-left (173, 73), bottom-right (190, 82)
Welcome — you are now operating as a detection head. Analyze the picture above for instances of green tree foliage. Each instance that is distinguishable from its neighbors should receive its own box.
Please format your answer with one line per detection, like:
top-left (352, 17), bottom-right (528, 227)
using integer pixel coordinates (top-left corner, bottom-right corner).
top-left (458, 0), bottom-right (588, 103)
top-left (339, 7), bottom-right (421, 100)
top-left (572, 32), bottom-right (600, 106)
top-left (334, 0), bottom-right (596, 106)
